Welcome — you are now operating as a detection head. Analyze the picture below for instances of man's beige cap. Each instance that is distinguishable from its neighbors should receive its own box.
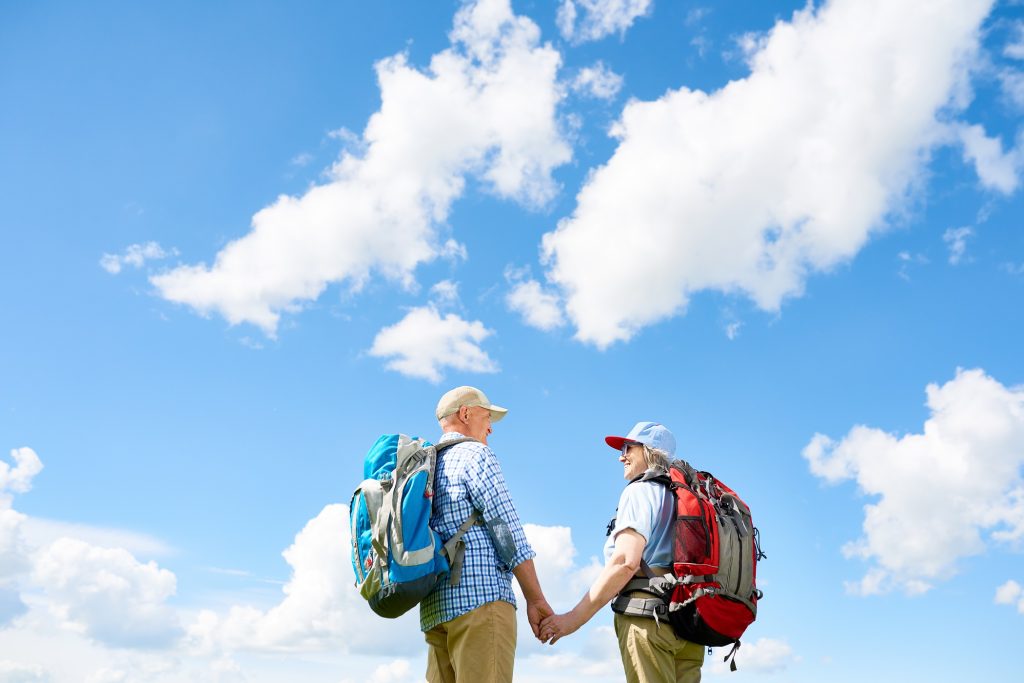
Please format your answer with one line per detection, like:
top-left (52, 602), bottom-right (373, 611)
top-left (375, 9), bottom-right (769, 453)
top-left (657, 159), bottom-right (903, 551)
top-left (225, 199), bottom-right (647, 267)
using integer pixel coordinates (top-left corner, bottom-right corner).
top-left (435, 386), bottom-right (508, 422)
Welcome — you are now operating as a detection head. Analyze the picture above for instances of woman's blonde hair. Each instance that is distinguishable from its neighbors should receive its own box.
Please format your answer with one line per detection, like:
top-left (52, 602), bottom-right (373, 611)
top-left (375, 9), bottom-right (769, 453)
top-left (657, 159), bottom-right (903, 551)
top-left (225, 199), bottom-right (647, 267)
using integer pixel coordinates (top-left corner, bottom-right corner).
top-left (641, 444), bottom-right (671, 471)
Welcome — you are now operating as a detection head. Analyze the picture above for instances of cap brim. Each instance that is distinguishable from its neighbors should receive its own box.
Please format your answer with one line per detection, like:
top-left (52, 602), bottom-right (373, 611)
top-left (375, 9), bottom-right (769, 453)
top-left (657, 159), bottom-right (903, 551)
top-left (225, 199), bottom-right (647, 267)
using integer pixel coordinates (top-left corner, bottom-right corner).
top-left (605, 435), bottom-right (631, 451)
top-left (488, 405), bottom-right (508, 423)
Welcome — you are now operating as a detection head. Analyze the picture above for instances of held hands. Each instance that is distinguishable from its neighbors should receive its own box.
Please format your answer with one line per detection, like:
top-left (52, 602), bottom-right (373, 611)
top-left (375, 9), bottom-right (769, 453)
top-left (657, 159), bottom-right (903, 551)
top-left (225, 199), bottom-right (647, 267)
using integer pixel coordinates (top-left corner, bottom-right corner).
top-left (526, 598), bottom-right (554, 641)
top-left (538, 611), bottom-right (584, 645)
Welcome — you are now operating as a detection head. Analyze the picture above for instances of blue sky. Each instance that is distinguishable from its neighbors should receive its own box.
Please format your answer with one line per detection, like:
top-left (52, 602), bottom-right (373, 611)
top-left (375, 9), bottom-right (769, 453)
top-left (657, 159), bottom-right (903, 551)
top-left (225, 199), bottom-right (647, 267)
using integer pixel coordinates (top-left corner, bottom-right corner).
top-left (2, 0), bottom-right (1023, 681)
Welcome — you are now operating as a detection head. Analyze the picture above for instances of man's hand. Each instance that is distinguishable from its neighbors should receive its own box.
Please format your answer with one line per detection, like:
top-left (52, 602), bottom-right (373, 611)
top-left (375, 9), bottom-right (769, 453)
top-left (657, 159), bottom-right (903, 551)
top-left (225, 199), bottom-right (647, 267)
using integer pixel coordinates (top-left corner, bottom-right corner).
top-left (526, 598), bottom-right (554, 640)
top-left (539, 610), bottom-right (584, 645)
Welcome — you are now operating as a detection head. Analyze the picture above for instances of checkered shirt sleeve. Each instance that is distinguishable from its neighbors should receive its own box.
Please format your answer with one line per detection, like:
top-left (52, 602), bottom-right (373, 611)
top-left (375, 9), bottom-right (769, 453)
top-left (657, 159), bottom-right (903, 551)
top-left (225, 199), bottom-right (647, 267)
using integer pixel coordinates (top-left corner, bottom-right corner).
top-left (419, 433), bottom-right (535, 632)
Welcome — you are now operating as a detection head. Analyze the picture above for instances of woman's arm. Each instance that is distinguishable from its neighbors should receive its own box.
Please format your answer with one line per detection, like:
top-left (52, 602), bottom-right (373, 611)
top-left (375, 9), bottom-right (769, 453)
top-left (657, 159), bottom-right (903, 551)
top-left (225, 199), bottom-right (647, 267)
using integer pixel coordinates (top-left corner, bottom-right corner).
top-left (539, 528), bottom-right (646, 644)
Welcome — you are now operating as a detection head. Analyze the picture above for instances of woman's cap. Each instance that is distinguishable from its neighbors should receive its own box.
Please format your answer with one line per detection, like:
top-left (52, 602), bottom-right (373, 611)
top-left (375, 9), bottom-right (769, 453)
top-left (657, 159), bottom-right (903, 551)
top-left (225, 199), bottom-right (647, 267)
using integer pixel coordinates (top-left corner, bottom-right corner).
top-left (605, 421), bottom-right (676, 457)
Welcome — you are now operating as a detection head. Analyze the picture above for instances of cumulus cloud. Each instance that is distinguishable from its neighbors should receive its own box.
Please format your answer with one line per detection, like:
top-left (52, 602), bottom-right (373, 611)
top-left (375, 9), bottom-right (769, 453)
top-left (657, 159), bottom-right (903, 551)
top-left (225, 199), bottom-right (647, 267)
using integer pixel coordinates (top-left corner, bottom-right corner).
top-left (151, 0), bottom-right (570, 336)
top-left (523, 524), bottom-right (602, 610)
top-left (999, 68), bottom-right (1024, 110)
top-left (84, 669), bottom-right (128, 683)
top-left (429, 280), bottom-right (461, 308)
top-left (0, 448), bottom-right (41, 623)
top-left (0, 660), bottom-right (50, 682)
top-left (20, 518), bottom-right (174, 560)
top-left (341, 659), bottom-right (421, 683)
top-left (369, 306), bottom-right (498, 382)
top-left (557, 0), bottom-right (653, 44)
top-left (0, 447), bottom-right (610, 679)
top-left (1005, 21), bottom-right (1024, 60)
top-left (187, 504), bottom-right (423, 656)
top-left (994, 579), bottom-right (1024, 614)
top-left (803, 368), bottom-right (1024, 595)
top-left (100, 242), bottom-right (175, 275)
top-left (0, 448), bottom-right (44, 504)
top-left (955, 123), bottom-right (1022, 194)
top-left (506, 277), bottom-right (566, 331)
top-left (571, 62), bottom-right (624, 100)
top-left (32, 538), bottom-right (182, 648)
top-left (709, 637), bottom-right (796, 674)
top-left (542, 0), bottom-right (996, 347)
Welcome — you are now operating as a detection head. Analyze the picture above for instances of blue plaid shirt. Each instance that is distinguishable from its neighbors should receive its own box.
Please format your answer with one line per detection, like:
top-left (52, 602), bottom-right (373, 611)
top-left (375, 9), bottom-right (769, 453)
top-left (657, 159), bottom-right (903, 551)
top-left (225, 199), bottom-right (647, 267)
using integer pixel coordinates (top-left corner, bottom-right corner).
top-left (419, 432), bottom-right (535, 631)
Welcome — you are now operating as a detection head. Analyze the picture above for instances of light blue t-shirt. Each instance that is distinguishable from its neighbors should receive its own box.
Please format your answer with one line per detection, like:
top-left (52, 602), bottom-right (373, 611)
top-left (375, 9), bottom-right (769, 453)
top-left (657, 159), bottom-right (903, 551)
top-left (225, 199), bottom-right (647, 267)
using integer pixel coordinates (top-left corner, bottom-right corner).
top-left (603, 479), bottom-right (675, 568)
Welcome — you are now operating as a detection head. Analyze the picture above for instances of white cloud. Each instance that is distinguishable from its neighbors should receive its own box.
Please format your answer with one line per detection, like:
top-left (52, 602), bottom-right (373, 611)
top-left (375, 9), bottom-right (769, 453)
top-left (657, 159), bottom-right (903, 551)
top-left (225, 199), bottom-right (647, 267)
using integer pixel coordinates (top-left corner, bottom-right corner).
top-left (955, 123), bottom-right (1021, 194)
top-left (0, 508), bottom-right (30, 585)
top-left (439, 239), bottom-right (468, 262)
top-left (0, 448), bottom-right (40, 620)
top-left (943, 226), bottom-right (974, 265)
top-left (32, 538), bottom-right (182, 648)
top-left (186, 504), bottom-right (423, 656)
top-left (429, 280), bottom-right (461, 308)
top-left (20, 518), bottom-right (174, 560)
top-left (151, 0), bottom-right (570, 336)
top-left (686, 7), bottom-right (711, 27)
top-left (506, 280), bottom-right (566, 331)
top-left (571, 62), bottom-right (624, 100)
top-left (541, 0), bottom-right (996, 348)
top-left (999, 68), bottom-right (1024, 109)
top-left (708, 637), bottom-right (796, 674)
top-left (994, 579), bottom-right (1024, 614)
top-left (84, 669), bottom-right (127, 683)
top-left (0, 445), bottom-right (622, 680)
top-left (341, 659), bottom-right (422, 683)
top-left (369, 306), bottom-right (498, 383)
top-left (522, 525), bottom-right (602, 611)
top-left (1005, 21), bottom-right (1024, 60)
top-left (803, 368), bottom-right (1024, 595)
top-left (0, 448), bottom-right (43, 504)
top-left (0, 660), bottom-right (50, 683)
top-left (557, 0), bottom-right (653, 44)
top-left (100, 242), bottom-right (175, 275)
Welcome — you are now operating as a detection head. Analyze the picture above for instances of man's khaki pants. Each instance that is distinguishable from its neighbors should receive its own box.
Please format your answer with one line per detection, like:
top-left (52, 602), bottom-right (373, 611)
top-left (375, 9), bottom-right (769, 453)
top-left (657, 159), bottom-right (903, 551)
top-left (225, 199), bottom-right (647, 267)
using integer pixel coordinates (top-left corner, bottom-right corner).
top-left (614, 613), bottom-right (705, 683)
top-left (424, 601), bottom-right (517, 683)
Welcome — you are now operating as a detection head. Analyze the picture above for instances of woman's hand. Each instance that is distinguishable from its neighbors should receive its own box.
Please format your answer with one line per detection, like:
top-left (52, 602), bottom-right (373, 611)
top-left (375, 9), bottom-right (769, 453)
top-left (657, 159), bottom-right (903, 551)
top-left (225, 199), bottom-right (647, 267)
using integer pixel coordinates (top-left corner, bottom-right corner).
top-left (538, 611), bottom-right (584, 645)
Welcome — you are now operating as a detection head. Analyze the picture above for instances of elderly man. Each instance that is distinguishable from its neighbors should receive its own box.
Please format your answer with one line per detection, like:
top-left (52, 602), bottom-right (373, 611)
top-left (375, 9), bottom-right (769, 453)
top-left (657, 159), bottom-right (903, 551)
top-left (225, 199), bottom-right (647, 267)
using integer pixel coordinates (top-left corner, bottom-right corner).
top-left (420, 386), bottom-right (552, 683)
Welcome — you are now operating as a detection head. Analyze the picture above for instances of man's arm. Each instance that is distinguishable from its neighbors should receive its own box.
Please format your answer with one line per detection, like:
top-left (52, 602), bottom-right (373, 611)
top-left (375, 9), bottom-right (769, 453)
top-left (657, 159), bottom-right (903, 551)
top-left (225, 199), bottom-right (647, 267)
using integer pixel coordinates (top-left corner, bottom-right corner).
top-left (462, 446), bottom-right (550, 637)
top-left (512, 558), bottom-right (553, 639)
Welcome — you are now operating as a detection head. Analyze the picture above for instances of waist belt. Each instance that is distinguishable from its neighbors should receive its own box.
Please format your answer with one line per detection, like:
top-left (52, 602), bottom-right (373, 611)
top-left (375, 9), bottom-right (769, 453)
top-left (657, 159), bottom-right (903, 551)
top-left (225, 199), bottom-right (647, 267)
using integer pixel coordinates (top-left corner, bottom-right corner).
top-left (610, 575), bottom-right (716, 620)
top-left (611, 595), bottom-right (667, 619)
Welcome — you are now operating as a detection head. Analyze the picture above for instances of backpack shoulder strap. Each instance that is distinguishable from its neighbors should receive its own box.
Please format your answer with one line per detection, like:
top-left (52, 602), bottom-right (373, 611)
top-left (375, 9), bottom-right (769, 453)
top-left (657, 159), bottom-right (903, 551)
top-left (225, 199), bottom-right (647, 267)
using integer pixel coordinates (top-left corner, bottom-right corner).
top-left (433, 435), bottom-right (483, 586)
top-left (636, 467), bottom-right (671, 486)
top-left (435, 435), bottom-right (479, 453)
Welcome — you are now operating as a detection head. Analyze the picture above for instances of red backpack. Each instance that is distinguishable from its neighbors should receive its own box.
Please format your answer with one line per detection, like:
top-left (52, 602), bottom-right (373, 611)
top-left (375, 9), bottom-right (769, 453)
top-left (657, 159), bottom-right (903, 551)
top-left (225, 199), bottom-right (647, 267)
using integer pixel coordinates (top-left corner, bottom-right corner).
top-left (611, 460), bottom-right (765, 670)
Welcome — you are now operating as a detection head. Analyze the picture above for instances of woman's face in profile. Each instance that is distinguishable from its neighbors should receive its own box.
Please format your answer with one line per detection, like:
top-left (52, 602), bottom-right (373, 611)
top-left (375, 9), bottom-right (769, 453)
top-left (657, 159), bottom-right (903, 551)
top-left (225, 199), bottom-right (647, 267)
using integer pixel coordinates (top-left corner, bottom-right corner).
top-left (619, 444), bottom-right (647, 480)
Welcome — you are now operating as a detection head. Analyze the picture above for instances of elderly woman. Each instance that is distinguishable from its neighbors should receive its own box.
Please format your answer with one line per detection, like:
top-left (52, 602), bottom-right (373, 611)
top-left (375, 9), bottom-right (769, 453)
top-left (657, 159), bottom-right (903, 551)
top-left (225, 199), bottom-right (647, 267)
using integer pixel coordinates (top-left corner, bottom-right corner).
top-left (539, 422), bottom-right (704, 683)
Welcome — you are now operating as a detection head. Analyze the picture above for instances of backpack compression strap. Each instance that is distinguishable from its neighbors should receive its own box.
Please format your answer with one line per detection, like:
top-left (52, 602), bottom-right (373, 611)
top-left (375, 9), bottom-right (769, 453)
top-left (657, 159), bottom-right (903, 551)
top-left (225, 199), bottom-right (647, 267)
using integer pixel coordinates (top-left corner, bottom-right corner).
top-left (441, 509), bottom-right (481, 585)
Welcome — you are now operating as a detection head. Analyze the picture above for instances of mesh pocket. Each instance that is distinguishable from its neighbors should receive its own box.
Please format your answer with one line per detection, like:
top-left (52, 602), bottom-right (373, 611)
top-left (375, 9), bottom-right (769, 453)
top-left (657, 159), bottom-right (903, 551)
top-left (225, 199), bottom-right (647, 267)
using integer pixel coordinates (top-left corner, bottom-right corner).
top-left (675, 515), bottom-right (710, 565)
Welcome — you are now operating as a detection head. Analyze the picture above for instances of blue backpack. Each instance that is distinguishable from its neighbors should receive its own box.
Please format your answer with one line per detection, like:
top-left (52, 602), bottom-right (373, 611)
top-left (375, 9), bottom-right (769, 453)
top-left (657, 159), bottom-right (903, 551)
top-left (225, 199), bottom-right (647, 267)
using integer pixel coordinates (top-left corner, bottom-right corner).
top-left (350, 434), bottom-right (479, 618)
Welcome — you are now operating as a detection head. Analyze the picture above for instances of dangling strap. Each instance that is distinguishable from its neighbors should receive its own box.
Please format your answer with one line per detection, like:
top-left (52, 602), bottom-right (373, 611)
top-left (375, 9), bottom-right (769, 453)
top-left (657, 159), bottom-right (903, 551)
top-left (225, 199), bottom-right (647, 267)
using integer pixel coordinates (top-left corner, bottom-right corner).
top-left (442, 509), bottom-right (482, 585)
top-left (723, 641), bottom-right (741, 672)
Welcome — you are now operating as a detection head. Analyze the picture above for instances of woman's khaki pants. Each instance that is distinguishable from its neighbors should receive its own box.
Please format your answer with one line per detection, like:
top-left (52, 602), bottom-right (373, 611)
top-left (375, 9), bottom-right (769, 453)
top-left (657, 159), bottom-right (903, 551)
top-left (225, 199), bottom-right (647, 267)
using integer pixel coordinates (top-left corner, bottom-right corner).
top-left (614, 613), bottom-right (705, 683)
